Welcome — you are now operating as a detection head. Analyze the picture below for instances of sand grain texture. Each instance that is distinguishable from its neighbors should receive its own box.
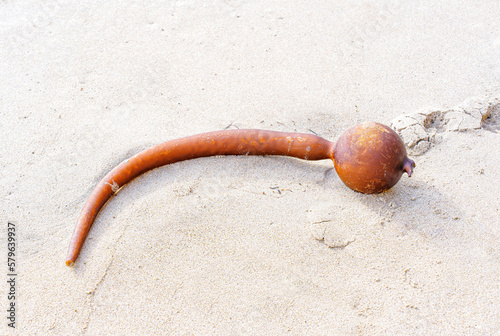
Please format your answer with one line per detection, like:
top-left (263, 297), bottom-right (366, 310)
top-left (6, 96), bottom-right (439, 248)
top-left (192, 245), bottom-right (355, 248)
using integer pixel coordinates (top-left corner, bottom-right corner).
top-left (1, 1), bottom-right (499, 335)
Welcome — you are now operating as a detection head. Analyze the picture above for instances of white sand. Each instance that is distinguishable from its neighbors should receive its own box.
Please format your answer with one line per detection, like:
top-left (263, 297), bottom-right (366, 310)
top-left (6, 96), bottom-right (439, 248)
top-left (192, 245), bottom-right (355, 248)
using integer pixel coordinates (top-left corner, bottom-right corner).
top-left (1, 1), bottom-right (499, 334)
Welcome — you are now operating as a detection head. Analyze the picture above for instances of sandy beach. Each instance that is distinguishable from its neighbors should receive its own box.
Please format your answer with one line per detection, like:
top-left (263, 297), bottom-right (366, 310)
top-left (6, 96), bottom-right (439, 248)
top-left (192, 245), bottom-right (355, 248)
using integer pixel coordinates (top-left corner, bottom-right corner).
top-left (1, 1), bottom-right (499, 334)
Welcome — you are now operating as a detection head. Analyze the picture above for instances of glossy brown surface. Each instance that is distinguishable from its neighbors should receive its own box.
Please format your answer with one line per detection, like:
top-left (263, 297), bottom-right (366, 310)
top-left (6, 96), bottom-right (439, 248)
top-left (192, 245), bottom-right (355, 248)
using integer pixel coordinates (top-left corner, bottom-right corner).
top-left (66, 129), bottom-right (334, 266)
top-left (333, 122), bottom-right (415, 194)
top-left (67, 124), bottom-right (415, 266)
